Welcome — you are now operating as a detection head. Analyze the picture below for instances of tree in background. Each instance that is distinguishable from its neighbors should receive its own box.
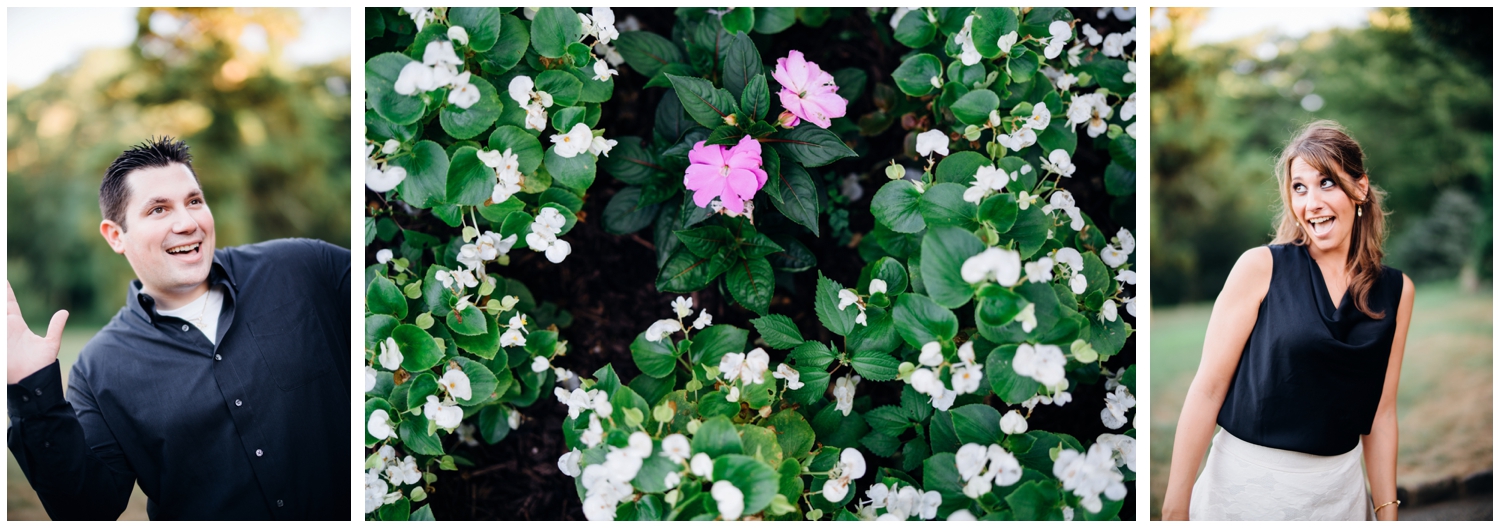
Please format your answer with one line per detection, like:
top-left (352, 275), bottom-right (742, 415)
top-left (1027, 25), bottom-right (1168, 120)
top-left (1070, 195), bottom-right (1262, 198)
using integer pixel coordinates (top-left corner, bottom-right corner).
top-left (8, 7), bottom-right (351, 326)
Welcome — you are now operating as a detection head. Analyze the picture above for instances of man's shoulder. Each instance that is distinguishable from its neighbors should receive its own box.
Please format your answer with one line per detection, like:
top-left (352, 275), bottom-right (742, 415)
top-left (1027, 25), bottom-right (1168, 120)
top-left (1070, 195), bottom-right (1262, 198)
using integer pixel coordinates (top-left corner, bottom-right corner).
top-left (219, 238), bottom-right (344, 262)
top-left (73, 309), bottom-right (145, 377)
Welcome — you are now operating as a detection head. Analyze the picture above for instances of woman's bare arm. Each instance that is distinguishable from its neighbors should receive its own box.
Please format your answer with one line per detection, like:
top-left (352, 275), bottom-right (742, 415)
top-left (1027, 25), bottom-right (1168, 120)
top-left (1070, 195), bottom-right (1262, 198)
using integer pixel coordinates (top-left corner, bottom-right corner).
top-left (1160, 247), bottom-right (1273, 520)
top-left (1362, 274), bottom-right (1413, 521)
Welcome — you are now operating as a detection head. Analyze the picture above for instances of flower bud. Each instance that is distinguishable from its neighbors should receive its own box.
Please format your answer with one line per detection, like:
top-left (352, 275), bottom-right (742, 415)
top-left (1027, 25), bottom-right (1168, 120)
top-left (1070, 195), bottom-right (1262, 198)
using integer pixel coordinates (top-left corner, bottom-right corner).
top-left (885, 162), bottom-right (905, 180)
top-left (758, 405), bottom-right (772, 418)
top-left (963, 125), bottom-right (982, 141)
top-left (722, 113), bottom-right (738, 126)
top-left (930, 75), bottom-right (942, 89)
top-left (775, 110), bottom-right (799, 129)
top-left (686, 418), bottom-right (702, 435)
top-left (448, 25), bottom-right (469, 46)
top-left (382, 139), bottom-right (400, 154)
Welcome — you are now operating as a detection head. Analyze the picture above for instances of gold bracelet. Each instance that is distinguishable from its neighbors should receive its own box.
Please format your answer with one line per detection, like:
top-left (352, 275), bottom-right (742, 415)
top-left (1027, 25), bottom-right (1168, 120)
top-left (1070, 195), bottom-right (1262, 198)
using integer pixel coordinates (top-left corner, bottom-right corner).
top-left (1374, 500), bottom-right (1401, 513)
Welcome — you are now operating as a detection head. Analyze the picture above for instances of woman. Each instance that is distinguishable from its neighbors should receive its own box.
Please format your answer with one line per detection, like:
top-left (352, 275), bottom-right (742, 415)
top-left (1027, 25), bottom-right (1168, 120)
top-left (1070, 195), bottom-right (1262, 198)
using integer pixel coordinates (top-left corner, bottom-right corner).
top-left (1160, 121), bottom-right (1414, 521)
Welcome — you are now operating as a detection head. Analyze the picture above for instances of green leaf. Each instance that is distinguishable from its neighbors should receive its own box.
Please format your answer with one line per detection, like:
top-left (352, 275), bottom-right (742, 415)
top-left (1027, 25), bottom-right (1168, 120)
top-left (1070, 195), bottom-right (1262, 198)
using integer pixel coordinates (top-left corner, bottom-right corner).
top-left (922, 452), bottom-right (965, 501)
top-left (486, 125), bottom-right (544, 174)
top-left (951, 89), bottom-right (1000, 126)
top-left (668, 74), bottom-right (738, 128)
top-left (1104, 162), bottom-right (1135, 197)
top-left (1083, 58), bottom-right (1132, 94)
top-left (811, 405), bottom-right (869, 449)
top-left (676, 225), bottom-right (734, 257)
top-left (920, 226), bottom-right (986, 308)
top-left (951, 404), bottom-right (1004, 445)
top-left (998, 205), bottom-right (1050, 260)
top-left (765, 409), bottom-right (816, 459)
top-left (919, 182), bottom-right (979, 230)
top-left (404, 371), bottom-right (439, 411)
top-left (741, 74), bottom-right (771, 122)
top-left (693, 416), bottom-right (745, 457)
top-left (454, 356), bottom-right (499, 406)
top-left (550, 106), bottom-right (587, 132)
top-left (727, 257), bottom-right (775, 315)
top-left (366, 53), bottom-right (426, 125)
top-left (814, 273), bottom-right (858, 336)
top-left (850, 349), bottom-right (900, 381)
top-left (773, 123), bottom-right (856, 167)
top-left (410, 504), bottom-right (436, 521)
top-left (721, 32), bottom-right (762, 100)
top-left (972, 7), bottom-right (1020, 59)
top-left (722, 7), bottom-right (755, 34)
top-left (535, 69), bottom-right (583, 107)
top-left (892, 53), bottom-right (942, 97)
top-left (752, 7), bottom-right (796, 34)
top-left (767, 161), bottom-right (820, 236)
top-left (530, 7), bottom-right (582, 58)
top-left (714, 454), bottom-right (781, 516)
top-left (616, 31), bottom-right (686, 78)
top-left (893, 293), bottom-right (958, 348)
top-left (739, 230), bottom-right (784, 259)
top-left (901, 384), bottom-right (933, 423)
top-left (864, 405), bottom-right (910, 437)
top-left (751, 314), bottom-right (802, 349)
top-left (739, 422), bottom-right (783, 464)
top-left (1005, 480), bottom-right (1061, 521)
top-left (379, 497), bottom-right (411, 521)
top-left (390, 140), bottom-right (450, 208)
top-left (861, 432), bottom-right (901, 458)
top-left (1037, 116), bottom-right (1077, 158)
top-left (631, 448), bottom-right (682, 494)
top-left (366, 314), bottom-right (399, 347)
top-left (785, 369), bottom-right (831, 406)
top-left (1082, 252), bottom-right (1116, 299)
top-left (477, 403), bottom-right (513, 444)
top-left (603, 187), bottom-right (659, 235)
top-left (1109, 134), bottom-right (1137, 168)
top-left (1019, 7), bottom-right (1073, 40)
top-left (399, 413), bottom-right (444, 455)
top-left (980, 193), bottom-right (1020, 232)
top-left (447, 7), bottom-right (502, 52)
top-left (451, 311), bottom-right (501, 359)
top-left (1089, 316), bottom-right (1131, 361)
top-left (871, 180), bottom-right (926, 234)
top-left (1007, 48), bottom-right (1040, 83)
top-left (860, 257), bottom-right (910, 296)
top-left (656, 247), bottom-right (716, 293)
top-left (446, 305), bottom-right (486, 336)
top-left (475, 14), bottom-right (528, 74)
top-left (690, 324), bottom-right (750, 366)
top-left (977, 286), bottom-right (1028, 333)
top-left (392, 324), bottom-right (443, 372)
top-left (935, 150), bottom-right (990, 184)
top-left (705, 125), bottom-right (746, 146)
top-left (893, 9), bottom-right (937, 48)
top-left (544, 146), bottom-right (597, 191)
top-left (366, 274), bottom-right (407, 319)
top-left (444, 146), bottom-right (493, 206)
top-left (440, 76), bottom-right (502, 140)
top-left (631, 331), bottom-right (679, 379)
top-left (832, 68), bottom-right (867, 103)
top-left (789, 340), bottom-right (835, 370)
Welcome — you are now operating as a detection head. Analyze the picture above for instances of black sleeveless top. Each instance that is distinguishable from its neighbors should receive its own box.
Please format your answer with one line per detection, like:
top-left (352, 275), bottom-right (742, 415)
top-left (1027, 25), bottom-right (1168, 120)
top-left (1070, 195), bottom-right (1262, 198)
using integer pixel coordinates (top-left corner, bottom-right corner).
top-left (1217, 244), bottom-right (1405, 456)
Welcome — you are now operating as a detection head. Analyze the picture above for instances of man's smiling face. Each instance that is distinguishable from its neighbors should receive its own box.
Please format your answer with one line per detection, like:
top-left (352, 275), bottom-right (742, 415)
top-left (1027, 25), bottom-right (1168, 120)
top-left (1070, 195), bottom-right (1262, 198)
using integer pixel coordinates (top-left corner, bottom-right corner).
top-left (101, 163), bottom-right (216, 308)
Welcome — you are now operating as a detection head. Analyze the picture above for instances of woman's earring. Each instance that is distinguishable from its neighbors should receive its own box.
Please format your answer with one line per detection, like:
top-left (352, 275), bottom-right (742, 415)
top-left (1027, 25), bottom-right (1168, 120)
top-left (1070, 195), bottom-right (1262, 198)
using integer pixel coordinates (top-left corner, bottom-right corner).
top-left (1357, 205), bottom-right (1363, 217)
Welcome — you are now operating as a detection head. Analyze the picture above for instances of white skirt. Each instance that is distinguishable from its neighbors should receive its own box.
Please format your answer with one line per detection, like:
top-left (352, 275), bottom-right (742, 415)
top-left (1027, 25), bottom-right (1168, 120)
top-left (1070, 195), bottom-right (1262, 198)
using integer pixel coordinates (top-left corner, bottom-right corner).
top-left (1189, 428), bottom-right (1375, 521)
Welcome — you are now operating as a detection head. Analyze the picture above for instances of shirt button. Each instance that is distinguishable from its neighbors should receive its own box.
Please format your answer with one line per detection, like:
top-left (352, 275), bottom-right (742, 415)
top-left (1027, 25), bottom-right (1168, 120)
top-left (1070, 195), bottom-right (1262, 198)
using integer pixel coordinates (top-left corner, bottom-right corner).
top-left (235, 399), bottom-right (243, 407)
top-left (43, 441), bottom-right (50, 448)
top-left (256, 449), bottom-right (264, 457)
top-left (182, 324), bottom-right (190, 332)
top-left (35, 388), bottom-right (42, 396)
top-left (277, 500), bottom-right (284, 507)
top-left (21, 396), bottom-right (28, 402)
top-left (215, 354), bottom-right (223, 361)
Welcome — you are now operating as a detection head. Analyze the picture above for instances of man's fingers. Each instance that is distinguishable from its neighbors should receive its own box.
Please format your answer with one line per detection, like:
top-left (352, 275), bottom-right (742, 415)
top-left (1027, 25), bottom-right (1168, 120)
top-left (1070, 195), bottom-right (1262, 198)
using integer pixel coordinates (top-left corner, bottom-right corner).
top-left (44, 310), bottom-right (69, 351)
top-left (6, 280), bottom-right (22, 320)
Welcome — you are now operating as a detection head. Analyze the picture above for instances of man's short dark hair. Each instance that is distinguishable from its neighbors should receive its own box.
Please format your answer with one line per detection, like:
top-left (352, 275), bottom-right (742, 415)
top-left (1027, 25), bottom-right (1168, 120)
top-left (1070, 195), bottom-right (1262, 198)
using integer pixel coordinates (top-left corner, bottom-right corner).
top-left (100, 136), bottom-right (197, 230)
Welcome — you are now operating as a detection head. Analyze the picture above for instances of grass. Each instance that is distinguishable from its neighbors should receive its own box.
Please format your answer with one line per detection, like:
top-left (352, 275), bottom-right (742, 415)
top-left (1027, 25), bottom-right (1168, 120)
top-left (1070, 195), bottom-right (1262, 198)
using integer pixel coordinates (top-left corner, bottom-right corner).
top-left (7, 326), bottom-right (150, 520)
top-left (1149, 280), bottom-right (1492, 520)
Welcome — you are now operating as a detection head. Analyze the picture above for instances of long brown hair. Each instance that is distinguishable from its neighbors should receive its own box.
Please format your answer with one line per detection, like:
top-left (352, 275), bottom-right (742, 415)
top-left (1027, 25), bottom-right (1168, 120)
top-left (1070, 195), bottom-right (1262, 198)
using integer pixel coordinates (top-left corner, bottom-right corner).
top-left (1270, 120), bottom-right (1389, 319)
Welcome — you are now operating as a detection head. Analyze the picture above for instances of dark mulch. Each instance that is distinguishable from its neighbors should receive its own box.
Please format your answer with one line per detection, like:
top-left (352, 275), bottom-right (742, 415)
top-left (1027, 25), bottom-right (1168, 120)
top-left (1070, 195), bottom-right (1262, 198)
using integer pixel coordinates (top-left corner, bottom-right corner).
top-left (380, 7), bottom-right (1137, 521)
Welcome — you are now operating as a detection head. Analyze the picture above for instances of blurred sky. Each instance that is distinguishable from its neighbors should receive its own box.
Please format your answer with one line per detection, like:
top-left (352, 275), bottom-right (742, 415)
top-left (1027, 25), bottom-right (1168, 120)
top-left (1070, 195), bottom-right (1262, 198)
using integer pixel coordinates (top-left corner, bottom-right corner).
top-left (8, 7), bottom-right (350, 89)
top-left (1183, 7), bottom-right (1373, 46)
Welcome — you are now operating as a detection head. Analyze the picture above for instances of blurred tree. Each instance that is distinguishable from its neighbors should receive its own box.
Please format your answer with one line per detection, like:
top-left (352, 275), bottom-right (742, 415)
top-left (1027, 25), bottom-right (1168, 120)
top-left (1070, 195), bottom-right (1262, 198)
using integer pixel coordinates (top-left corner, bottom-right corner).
top-left (8, 7), bottom-right (351, 325)
top-left (1150, 7), bottom-right (1492, 306)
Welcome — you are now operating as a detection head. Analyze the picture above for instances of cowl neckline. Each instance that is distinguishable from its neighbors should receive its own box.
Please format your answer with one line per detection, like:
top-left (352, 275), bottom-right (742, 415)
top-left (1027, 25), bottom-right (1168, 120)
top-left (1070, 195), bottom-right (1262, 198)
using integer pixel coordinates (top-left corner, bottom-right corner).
top-left (1295, 243), bottom-right (1361, 341)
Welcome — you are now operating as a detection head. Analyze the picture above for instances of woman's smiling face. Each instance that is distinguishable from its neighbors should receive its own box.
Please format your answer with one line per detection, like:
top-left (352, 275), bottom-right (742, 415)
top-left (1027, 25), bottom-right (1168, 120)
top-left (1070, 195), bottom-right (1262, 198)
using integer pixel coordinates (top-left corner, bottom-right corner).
top-left (1288, 156), bottom-right (1366, 256)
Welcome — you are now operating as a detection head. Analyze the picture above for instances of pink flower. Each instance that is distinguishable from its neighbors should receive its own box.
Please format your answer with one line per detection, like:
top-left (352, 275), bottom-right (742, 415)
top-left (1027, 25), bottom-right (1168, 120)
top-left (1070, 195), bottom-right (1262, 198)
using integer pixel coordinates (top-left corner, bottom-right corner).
top-left (684, 135), bottom-right (768, 214)
top-left (772, 50), bottom-right (847, 129)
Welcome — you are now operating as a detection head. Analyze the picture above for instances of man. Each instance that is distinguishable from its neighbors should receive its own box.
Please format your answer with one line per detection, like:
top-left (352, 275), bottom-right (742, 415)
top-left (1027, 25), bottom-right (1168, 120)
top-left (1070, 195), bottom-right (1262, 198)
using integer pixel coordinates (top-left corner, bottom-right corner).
top-left (6, 137), bottom-right (350, 520)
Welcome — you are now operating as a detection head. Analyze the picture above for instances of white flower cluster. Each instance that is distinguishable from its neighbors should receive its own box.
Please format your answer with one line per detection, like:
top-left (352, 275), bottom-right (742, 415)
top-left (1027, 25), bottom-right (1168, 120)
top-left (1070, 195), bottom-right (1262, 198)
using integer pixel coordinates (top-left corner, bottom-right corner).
top-left (1100, 384), bottom-right (1136, 429)
top-left (1066, 91), bottom-right (1113, 138)
top-left (1101, 227), bottom-right (1135, 269)
top-left (907, 341), bottom-right (983, 411)
top-left (953, 15), bottom-right (983, 66)
top-left (1040, 149), bottom-right (1077, 178)
top-left (365, 143), bottom-right (408, 193)
top-left (833, 374), bottom-right (860, 416)
top-left (1079, 23), bottom-right (1137, 59)
top-left (459, 230), bottom-right (518, 271)
top-left (837, 280), bottom-right (883, 326)
top-left (395, 40), bottom-right (481, 109)
top-left (955, 442), bottom-right (1023, 498)
top-left (422, 366), bottom-right (472, 430)
top-left (1013, 343), bottom-right (1067, 387)
top-left (720, 348), bottom-right (771, 402)
top-left (1042, 188), bottom-right (1085, 231)
top-left (821, 448), bottom-right (867, 502)
top-left (401, 7), bottom-right (436, 31)
top-left (500, 313), bottom-right (529, 348)
top-left (645, 296), bottom-right (711, 343)
top-left (962, 164), bottom-right (1015, 205)
top-left (863, 481), bottom-right (941, 520)
top-left (364, 445), bottom-right (422, 513)
top-left (1021, 387), bottom-right (1072, 411)
top-left (578, 431), bottom-right (651, 521)
top-left (914, 129), bottom-right (949, 158)
top-left (477, 148), bottom-right (523, 203)
top-left (507, 75), bottom-right (555, 131)
top-left (1095, 433), bottom-right (1137, 473)
top-left (525, 206), bottom-right (573, 263)
top-left (961, 247), bottom-right (1022, 286)
top-left (1041, 20), bottom-right (1073, 60)
top-left (555, 386), bottom-right (613, 421)
top-left (578, 7), bottom-right (620, 46)
top-left (993, 102), bottom-right (1050, 153)
top-left (1053, 442), bottom-right (1128, 513)
top-left (550, 122), bottom-right (616, 159)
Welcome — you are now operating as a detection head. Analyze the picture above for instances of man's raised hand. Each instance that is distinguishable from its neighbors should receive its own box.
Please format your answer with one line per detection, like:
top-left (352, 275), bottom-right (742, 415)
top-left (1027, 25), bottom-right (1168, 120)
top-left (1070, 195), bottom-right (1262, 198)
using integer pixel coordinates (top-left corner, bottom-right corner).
top-left (7, 280), bottom-right (68, 385)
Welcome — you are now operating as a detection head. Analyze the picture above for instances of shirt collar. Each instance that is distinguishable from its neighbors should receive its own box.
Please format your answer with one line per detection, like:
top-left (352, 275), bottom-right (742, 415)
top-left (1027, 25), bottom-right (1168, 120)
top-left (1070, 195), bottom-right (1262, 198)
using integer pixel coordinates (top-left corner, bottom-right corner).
top-left (128, 257), bottom-right (237, 324)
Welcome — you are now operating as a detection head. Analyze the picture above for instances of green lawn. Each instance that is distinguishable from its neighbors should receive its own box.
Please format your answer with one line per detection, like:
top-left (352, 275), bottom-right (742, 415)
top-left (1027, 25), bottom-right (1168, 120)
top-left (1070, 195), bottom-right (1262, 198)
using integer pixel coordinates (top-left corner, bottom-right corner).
top-left (1149, 280), bottom-right (1493, 519)
top-left (7, 326), bottom-right (150, 520)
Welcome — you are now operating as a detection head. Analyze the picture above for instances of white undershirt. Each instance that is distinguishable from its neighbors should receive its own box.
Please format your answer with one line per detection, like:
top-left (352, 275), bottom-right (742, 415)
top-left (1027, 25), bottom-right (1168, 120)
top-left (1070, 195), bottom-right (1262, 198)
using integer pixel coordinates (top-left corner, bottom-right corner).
top-left (157, 285), bottom-right (225, 345)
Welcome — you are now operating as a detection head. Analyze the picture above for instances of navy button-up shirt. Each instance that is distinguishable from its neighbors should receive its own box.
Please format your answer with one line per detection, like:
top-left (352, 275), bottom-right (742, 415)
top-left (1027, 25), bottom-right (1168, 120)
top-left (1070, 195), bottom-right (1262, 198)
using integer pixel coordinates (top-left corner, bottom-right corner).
top-left (7, 238), bottom-right (350, 520)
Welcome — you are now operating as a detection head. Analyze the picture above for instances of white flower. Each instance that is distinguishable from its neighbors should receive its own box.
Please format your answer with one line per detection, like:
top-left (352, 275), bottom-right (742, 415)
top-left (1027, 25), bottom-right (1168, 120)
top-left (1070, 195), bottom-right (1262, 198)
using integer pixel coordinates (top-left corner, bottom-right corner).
top-left (424, 395), bottom-right (463, 430)
top-left (365, 468), bottom-right (389, 513)
top-left (1082, 24), bottom-right (1103, 46)
top-left (1125, 297), bottom-right (1136, 317)
top-left (1096, 433), bottom-right (1137, 472)
top-left (444, 25), bottom-right (469, 46)
top-left (501, 328), bottom-right (527, 347)
top-left (507, 76), bottom-right (542, 106)
top-left (1116, 227), bottom-right (1136, 255)
top-left (367, 408), bottom-right (394, 440)
top-left (378, 337), bottom-right (403, 371)
top-left (582, 495), bottom-right (616, 521)
top-left (1054, 444), bottom-right (1127, 514)
top-left (524, 102), bottom-right (548, 131)
top-left (918, 341), bottom-right (944, 367)
top-left (930, 387), bottom-right (956, 411)
top-left (1102, 33), bottom-right (1125, 57)
top-left (963, 164), bottom-right (1012, 204)
top-left (558, 448), bottom-right (582, 477)
top-left (1067, 41), bottom-right (1086, 67)
top-left (580, 413), bottom-right (605, 447)
top-left (837, 289), bottom-right (860, 311)
top-left (595, 41), bottom-right (625, 66)
top-left (386, 455), bottom-right (422, 485)
top-left (365, 161), bottom-right (407, 193)
top-left (661, 433), bottom-right (691, 464)
top-left (1071, 273), bottom-right (1088, 295)
top-left (1043, 20), bottom-right (1072, 59)
top-left (1041, 149), bottom-right (1076, 178)
top-left (550, 123), bottom-right (594, 158)
top-left (1025, 102), bottom-right (1052, 130)
top-left (441, 367), bottom-right (473, 401)
top-left (1057, 72), bottom-right (1078, 91)
top-left (691, 452), bottom-right (714, 478)
top-left (915, 129), bottom-right (949, 157)
top-left (996, 30), bottom-right (1018, 54)
top-left (725, 385), bottom-right (740, 402)
top-left (1045, 189), bottom-right (1086, 231)
top-left (1126, 121), bottom-right (1136, 139)
top-left (1101, 385), bottom-right (1135, 429)
top-left (985, 444), bottom-right (1022, 486)
top-left (1064, 506), bottom-right (1075, 521)
top-left (822, 448), bottom-right (866, 502)
top-left (869, 279), bottom-right (888, 295)
top-left (909, 368), bottom-right (942, 397)
top-left (403, 7), bottom-right (435, 31)
top-left (955, 443), bottom-right (988, 482)
top-left (692, 310), bottom-right (713, 330)
top-left (960, 247), bottom-right (1023, 286)
top-left (449, 80), bottom-right (480, 109)
top-left (589, 136), bottom-right (618, 157)
top-left (663, 471), bottom-right (681, 489)
top-left (713, 480), bottom-right (745, 520)
top-left (393, 61), bottom-right (435, 95)
top-left (528, 355), bottom-right (551, 373)
top-left (1099, 299), bottom-right (1119, 322)
top-left (626, 430), bottom-right (654, 458)
top-left (1116, 269), bottom-right (1136, 285)
top-left (772, 363), bottom-right (803, 390)
top-left (508, 408), bottom-right (522, 429)
top-left (996, 127), bottom-right (1037, 152)
top-left (592, 59), bottom-right (618, 82)
top-left (1025, 257), bottom-right (1055, 283)
top-left (867, 482), bottom-right (890, 508)
top-left (742, 348), bottom-right (770, 385)
top-left (1121, 92), bottom-right (1136, 122)
top-left (591, 7), bottom-right (620, 45)
top-left (947, 509), bottom-right (978, 521)
top-left (950, 364), bottom-right (983, 394)
top-left (957, 340), bottom-right (977, 366)
top-left (833, 374), bottom-right (859, 415)
top-left (1101, 245), bottom-right (1128, 268)
top-left (1016, 303), bottom-right (1038, 333)
top-left (1051, 248), bottom-right (1083, 275)
top-left (889, 485), bottom-right (920, 519)
top-left (1123, 60), bottom-right (1136, 84)
top-left (1013, 343), bottom-right (1067, 386)
top-left (375, 248), bottom-right (394, 264)
top-left (555, 387), bottom-right (592, 419)
top-left (1000, 410), bottom-right (1028, 435)
top-left (364, 365), bottom-right (378, 393)
top-left (954, 15), bottom-right (982, 66)
top-left (672, 296), bottom-right (693, 318)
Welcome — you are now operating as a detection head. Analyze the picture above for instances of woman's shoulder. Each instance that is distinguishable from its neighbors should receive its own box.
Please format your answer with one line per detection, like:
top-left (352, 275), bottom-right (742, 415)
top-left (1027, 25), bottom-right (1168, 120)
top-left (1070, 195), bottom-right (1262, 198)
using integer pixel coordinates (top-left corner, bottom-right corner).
top-left (1222, 246), bottom-right (1275, 295)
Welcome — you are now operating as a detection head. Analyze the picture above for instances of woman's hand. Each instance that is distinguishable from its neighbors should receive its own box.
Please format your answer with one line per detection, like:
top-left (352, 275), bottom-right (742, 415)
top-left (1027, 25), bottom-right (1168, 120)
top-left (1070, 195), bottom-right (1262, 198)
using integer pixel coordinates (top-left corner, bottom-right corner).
top-left (1160, 247), bottom-right (1273, 520)
top-left (1364, 273), bottom-right (1414, 521)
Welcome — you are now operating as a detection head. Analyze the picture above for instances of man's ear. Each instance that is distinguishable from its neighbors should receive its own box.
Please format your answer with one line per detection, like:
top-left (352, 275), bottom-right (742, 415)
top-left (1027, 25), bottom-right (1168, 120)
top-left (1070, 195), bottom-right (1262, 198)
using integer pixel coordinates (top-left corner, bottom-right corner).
top-left (100, 220), bottom-right (127, 255)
